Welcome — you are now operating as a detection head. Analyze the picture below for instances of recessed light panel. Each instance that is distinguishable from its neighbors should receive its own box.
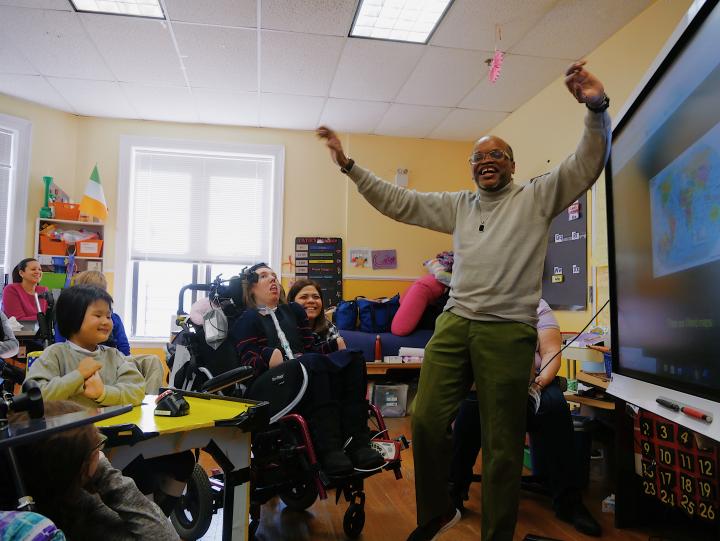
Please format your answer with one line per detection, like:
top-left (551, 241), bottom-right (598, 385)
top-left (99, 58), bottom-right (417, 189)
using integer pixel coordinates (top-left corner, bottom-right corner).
top-left (69, 0), bottom-right (165, 19)
top-left (350, 0), bottom-right (454, 44)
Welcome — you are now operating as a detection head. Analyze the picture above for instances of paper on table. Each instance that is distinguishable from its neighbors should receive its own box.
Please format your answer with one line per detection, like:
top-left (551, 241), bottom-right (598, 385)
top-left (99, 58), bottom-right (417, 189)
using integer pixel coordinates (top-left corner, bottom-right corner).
top-left (6, 316), bottom-right (23, 331)
top-left (398, 347), bottom-right (425, 357)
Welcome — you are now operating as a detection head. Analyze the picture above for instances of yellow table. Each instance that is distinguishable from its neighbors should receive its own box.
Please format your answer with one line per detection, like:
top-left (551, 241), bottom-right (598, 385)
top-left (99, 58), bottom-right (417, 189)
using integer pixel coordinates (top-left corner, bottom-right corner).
top-left (96, 391), bottom-right (269, 541)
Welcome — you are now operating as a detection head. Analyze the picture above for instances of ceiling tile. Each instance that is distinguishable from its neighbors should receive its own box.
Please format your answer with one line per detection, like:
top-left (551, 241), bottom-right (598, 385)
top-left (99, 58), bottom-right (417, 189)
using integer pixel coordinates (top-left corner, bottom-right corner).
top-left (319, 98), bottom-right (389, 134)
top-left (121, 83), bottom-right (198, 123)
top-left (460, 55), bottom-right (570, 112)
top-left (396, 47), bottom-right (488, 107)
top-left (0, 0), bottom-right (71, 9)
top-left (430, 0), bottom-right (555, 51)
top-left (173, 23), bottom-right (257, 91)
top-left (0, 6), bottom-right (115, 80)
top-left (48, 77), bottom-right (136, 118)
top-left (80, 13), bottom-right (185, 85)
top-left (0, 34), bottom-right (38, 75)
top-left (194, 88), bottom-right (259, 126)
top-left (330, 39), bottom-right (425, 102)
top-left (164, 0), bottom-right (256, 27)
top-left (429, 108), bottom-right (509, 141)
top-left (259, 93), bottom-right (325, 130)
top-left (261, 30), bottom-right (344, 96)
top-left (374, 103), bottom-right (450, 139)
top-left (0, 73), bottom-right (72, 111)
top-left (510, 0), bottom-right (652, 58)
top-left (262, 0), bottom-right (356, 36)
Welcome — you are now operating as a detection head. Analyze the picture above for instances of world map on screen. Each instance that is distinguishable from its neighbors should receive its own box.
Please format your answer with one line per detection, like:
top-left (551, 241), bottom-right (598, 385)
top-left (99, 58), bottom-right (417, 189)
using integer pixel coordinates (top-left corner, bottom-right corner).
top-left (650, 124), bottom-right (720, 277)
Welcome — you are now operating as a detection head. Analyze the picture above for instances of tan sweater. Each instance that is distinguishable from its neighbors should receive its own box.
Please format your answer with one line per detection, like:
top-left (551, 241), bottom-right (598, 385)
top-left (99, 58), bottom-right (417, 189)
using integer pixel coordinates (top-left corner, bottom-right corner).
top-left (347, 109), bottom-right (611, 327)
top-left (25, 341), bottom-right (145, 407)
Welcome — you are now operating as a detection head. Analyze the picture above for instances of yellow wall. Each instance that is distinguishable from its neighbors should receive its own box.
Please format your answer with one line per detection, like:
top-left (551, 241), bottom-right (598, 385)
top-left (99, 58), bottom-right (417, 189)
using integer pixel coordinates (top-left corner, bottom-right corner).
top-left (0, 94), bottom-right (79, 258)
top-left (0, 99), bottom-right (467, 285)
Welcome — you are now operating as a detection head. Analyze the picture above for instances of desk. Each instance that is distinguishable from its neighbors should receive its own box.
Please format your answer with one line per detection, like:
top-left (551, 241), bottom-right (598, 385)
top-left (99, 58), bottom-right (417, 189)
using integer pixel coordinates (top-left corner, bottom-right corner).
top-left (95, 392), bottom-right (269, 541)
top-left (366, 362), bottom-right (422, 375)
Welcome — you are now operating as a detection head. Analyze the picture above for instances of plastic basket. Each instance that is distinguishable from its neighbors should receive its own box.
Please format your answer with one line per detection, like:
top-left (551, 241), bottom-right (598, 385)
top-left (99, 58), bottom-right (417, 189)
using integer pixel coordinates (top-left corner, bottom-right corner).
top-left (39, 235), bottom-right (68, 255)
top-left (50, 202), bottom-right (80, 221)
top-left (76, 239), bottom-right (103, 257)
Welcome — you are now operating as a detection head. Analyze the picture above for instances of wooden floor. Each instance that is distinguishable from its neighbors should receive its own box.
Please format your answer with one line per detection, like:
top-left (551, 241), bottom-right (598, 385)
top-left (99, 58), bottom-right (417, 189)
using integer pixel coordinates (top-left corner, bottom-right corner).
top-left (199, 415), bottom-right (652, 541)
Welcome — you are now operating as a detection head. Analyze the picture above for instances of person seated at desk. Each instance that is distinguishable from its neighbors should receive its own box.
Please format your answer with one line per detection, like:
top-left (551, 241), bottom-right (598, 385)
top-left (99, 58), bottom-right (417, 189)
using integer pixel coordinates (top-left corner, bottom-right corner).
top-left (0, 312), bottom-right (20, 359)
top-left (53, 271), bottom-right (130, 356)
top-left (2, 258), bottom-right (48, 321)
top-left (449, 299), bottom-right (602, 537)
top-left (9, 400), bottom-right (180, 541)
top-left (25, 284), bottom-right (193, 516)
top-left (287, 278), bottom-right (346, 353)
top-left (24, 285), bottom-right (144, 408)
top-left (230, 263), bottom-right (384, 475)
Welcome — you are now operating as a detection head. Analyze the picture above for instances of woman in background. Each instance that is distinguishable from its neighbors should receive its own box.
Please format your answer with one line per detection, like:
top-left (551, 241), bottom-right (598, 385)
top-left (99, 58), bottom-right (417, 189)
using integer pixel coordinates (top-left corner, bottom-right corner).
top-left (287, 279), bottom-right (346, 353)
top-left (2, 258), bottom-right (48, 321)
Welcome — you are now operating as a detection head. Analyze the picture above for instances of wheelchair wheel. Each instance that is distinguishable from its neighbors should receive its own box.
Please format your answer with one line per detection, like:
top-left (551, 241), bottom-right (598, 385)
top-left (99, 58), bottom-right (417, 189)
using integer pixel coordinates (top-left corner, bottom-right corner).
top-left (343, 503), bottom-right (365, 539)
top-left (279, 480), bottom-right (319, 512)
top-left (170, 463), bottom-right (214, 540)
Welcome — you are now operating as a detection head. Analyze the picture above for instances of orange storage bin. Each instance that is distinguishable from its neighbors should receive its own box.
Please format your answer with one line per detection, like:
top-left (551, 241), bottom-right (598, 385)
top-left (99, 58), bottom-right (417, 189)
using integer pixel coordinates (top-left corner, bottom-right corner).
top-left (51, 202), bottom-right (80, 221)
top-left (76, 239), bottom-right (103, 257)
top-left (39, 235), bottom-right (68, 255)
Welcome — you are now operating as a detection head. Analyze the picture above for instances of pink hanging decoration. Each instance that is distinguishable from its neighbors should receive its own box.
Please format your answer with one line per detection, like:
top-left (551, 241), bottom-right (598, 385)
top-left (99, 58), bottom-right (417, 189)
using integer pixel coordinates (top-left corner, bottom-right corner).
top-left (488, 49), bottom-right (504, 83)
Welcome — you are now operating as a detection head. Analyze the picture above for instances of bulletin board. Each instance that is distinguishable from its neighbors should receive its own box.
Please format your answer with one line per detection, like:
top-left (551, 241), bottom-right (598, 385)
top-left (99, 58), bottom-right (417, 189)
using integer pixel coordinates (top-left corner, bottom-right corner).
top-left (541, 193), bottom-right (588, 310)
top-left (294, 237), bottom-right (343, 307)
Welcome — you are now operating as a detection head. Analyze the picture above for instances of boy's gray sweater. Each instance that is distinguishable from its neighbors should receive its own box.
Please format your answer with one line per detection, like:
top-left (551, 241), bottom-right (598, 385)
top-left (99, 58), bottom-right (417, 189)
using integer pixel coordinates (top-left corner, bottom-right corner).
top-left (25, 341), bottom-right (145, 407)
top-left (347, 110), bottom-right (611, 327)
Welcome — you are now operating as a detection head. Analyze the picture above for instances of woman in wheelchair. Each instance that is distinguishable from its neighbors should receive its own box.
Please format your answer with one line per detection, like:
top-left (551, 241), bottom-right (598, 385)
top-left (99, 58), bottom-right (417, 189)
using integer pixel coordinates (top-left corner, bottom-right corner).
top-left (230, 263), bottom-right (384, 476)
top-left (287, 278), bottom-right (346, 353)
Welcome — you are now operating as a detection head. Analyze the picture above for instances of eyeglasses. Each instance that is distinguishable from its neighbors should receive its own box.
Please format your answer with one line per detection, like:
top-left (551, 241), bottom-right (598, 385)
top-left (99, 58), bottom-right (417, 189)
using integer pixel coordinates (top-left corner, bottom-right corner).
top-left (90, 433), bottom-right (108, 454)
top-left (469, 149), bottom-right (512, 164)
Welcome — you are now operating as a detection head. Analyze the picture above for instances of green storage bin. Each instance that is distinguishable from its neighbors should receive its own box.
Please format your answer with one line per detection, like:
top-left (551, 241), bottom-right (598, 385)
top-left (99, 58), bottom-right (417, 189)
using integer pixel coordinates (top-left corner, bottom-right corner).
top-left (40, 272), bottom-right (66, 289)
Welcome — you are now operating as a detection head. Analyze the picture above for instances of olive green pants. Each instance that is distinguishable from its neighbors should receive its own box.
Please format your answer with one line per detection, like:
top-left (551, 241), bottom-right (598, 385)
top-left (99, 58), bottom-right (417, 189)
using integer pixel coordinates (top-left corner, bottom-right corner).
top-left (411, 311), bottom-right (537, 541)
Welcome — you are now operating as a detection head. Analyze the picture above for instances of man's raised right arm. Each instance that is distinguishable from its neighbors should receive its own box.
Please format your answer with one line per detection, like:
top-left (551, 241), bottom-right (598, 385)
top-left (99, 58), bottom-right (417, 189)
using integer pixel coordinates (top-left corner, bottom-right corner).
top-left (316, 126), bottom-right (459, 234)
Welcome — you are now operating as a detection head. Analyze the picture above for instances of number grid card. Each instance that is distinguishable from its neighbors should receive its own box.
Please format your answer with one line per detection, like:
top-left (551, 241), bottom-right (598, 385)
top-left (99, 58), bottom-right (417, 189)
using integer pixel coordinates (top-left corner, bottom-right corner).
top-left (635, 410), bottom-right (719, 522)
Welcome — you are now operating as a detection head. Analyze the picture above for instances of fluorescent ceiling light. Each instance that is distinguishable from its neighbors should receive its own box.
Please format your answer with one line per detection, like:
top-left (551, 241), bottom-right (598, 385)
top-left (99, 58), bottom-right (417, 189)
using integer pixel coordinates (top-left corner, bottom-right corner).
top-left (69, 0), bottom-right (165, 19)
top-left (350, 0), bottom-right (454, 44)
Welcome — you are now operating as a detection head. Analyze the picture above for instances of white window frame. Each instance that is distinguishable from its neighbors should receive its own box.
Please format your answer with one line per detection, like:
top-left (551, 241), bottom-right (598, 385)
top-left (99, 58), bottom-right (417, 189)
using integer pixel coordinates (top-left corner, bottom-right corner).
top-left (116, 135), bottom-right (284, 345)
top-left (0, 113), bottom-right (32, 281)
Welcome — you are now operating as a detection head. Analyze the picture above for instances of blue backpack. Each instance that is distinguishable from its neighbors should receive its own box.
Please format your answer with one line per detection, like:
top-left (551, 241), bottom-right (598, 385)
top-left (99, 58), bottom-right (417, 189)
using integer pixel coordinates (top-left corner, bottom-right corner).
top-left (357, 294), bottom-right (400, 333)
top-left (334, 297), bottom-right (362, 330)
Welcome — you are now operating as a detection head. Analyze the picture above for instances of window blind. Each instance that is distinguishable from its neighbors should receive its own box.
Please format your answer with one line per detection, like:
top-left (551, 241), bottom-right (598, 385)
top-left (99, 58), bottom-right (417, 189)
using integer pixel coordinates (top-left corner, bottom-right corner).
top-left (0, 128), bottom-right (14, 278)
top-left (131, 149), bottom-right (275, 265)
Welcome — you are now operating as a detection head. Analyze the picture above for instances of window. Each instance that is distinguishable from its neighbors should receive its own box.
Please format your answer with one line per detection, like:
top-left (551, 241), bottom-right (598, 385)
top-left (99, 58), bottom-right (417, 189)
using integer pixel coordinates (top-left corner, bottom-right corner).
top-left (117, 137), bottom-right (284, 341)
top-left (0, 114), bottom-right (31, 284)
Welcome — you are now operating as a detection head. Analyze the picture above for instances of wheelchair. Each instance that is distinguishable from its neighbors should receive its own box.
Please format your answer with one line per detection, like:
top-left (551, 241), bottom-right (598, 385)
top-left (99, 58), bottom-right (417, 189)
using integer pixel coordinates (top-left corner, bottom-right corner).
top-left (166, 277), bottom-right (409, 539)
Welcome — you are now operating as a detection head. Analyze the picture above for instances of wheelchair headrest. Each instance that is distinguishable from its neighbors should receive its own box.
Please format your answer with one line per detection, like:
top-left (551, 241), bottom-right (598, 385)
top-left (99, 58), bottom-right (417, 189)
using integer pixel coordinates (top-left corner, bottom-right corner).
top-left (242, 262), bottom-right (269, 285)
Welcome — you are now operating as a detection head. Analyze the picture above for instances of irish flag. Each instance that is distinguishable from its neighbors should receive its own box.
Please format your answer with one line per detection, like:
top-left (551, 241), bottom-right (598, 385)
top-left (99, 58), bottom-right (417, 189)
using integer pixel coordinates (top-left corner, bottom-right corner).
top-left (79, 165), bottom-right (108, 221)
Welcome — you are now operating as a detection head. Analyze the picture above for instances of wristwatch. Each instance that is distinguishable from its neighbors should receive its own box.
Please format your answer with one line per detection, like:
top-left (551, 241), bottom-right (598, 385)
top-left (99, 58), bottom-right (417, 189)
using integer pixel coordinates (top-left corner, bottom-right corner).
top-left (586, 94), bottom-right (610, 113)
top-left (340, 158), bottom-right (355, 175)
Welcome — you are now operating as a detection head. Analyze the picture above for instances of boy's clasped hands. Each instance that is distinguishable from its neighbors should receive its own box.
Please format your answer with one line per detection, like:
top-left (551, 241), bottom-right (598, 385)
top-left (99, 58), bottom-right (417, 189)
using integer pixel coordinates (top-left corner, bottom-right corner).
top-left (78, 356), bottom-right (104, 399)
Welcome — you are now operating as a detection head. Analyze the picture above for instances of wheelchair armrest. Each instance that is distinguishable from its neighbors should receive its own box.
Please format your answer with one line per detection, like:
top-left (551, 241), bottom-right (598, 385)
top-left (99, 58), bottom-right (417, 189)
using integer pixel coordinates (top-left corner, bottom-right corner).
top-left (201, 366), bottom-right (254, 393)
